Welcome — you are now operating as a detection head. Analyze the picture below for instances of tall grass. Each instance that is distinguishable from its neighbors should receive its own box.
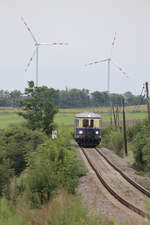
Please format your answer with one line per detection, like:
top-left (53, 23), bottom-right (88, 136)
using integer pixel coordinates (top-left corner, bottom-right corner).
top-left (0, 198), bottom-right (28, 225)
top-left (16, 191), bottom-right (121, 225)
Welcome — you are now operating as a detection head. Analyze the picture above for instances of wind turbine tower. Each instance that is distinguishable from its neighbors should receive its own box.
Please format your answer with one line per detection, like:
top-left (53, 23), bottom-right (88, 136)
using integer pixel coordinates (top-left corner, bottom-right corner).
top-left (85, 32), bottom-right (128, 93)
top-left (21, 17), bottom-right (68, 87)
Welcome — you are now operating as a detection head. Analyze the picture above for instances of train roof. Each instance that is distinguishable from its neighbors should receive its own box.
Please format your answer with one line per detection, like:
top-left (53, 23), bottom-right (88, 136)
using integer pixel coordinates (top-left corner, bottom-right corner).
top-left (75, 111), bottom-right (101, 119)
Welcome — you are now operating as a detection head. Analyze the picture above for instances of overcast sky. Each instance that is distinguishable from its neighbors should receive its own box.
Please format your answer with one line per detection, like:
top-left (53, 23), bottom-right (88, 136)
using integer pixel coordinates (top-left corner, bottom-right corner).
top-left (0, 0), bottom-right (150, 95)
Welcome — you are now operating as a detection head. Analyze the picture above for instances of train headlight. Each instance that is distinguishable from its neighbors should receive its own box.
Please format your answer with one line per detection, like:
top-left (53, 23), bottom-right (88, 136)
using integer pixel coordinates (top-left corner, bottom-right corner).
top-left (95, 131), bottom-right (99, 135)
top-left (78, 130), bottom-right (83, 135)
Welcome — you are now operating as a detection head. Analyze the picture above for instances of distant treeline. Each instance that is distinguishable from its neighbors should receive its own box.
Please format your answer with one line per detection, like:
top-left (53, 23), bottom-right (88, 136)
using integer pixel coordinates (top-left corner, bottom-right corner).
top-left (0, 88), bottom-right (146, 108)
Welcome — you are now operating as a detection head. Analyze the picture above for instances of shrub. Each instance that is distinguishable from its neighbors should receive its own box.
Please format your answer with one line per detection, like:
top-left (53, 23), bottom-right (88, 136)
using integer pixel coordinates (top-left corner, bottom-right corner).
top-left (142, 137), bottom-right (150, 170)
top-left (101, 126), bottom-right (115, 147)
top-left (110, 131), bottom-right (124, 157)
top-left (127, 119), bottom-right (147, 142)
top-left (0, 165), bottom-right (13, 197)
top-left (21, 128), bottom-right (86, 207)
top-left (0, 126), bottom-right (47, 175)
top-left (24, 155), bottom-right (59, 208)
top-left (132, 131), bottom-right (148, 170)
top-left (101, 126), bottom-right (123, 156)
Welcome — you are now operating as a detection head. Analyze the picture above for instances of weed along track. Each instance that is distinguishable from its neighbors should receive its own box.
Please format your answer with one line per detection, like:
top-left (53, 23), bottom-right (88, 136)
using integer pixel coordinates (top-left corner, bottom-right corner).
top-left (81, 147), bottom-right (150, 221)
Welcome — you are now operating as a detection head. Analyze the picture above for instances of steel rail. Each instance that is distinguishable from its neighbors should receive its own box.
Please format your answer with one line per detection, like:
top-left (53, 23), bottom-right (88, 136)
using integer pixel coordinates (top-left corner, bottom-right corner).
top-left (96, 147), bottom-right (150, 198)
top-left (81, 147), bottom-right (150, 219)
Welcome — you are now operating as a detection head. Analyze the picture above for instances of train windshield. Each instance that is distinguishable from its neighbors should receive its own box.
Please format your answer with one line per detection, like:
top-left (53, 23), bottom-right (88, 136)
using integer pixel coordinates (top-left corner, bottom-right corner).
top-left (83, 119), bottom-right (89, 127)
top-left (75, 119), bottom-right (79, 128)
top-left (90, 119), bottom-right (94, 127)
top-left (83, 119), bottom-right (94, 128)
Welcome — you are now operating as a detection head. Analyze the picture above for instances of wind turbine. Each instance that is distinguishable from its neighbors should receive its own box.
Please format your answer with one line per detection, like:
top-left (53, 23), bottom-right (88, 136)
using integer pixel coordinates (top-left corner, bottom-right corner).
top-left (21, 17), bottom-right (68, 87)
top-left (85, 32), bottom-right (128, 93)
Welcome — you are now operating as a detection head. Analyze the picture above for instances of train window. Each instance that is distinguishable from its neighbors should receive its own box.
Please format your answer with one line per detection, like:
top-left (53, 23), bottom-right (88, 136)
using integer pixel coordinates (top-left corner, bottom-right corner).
top-left (99, 120), bottom-right (101, 128)
top-left (83, 119), bottom-right (89, 127)
top-left (90, 119), bottom-right (94, 127)
top-left (75, 119), bottom-right (79, 127)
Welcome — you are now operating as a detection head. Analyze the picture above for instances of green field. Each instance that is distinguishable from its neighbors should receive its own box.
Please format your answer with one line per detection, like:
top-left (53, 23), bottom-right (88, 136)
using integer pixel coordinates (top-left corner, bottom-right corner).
top-left (55, 112), bottom-right (147, 125)
top-left (0, 113), bottom-right (25, 128)
top-left (0, 111), bottom-right (147, 129)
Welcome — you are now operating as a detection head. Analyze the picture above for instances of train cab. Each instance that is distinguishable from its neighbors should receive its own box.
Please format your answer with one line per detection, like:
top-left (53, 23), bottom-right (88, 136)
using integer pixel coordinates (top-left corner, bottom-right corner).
top-left (74, 111), bottom-right (102, 147)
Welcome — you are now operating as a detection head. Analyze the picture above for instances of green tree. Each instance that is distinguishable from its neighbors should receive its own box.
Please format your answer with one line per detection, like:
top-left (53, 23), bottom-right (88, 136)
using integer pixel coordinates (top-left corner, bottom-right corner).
top-left (10, 90), bottom-right (22, 108)
top-left (91, 91), bottom-right (109, 107)
top-left (59, 88), bottom-right (89, 108)
top-left (19, 81), bottom-right (58, 135)
top-left (110, 93), bottom-right (122, 106)
top-left (0, 90), bottom-right (11, 106)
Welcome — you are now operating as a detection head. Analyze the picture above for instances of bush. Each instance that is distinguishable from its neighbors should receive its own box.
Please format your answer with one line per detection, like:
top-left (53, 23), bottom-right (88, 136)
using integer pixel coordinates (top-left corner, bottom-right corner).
top-left (0, 165), bottom-right (13, 197)
top-left (127, 119), bottom-right (147, 142)
top-left (0, 126), bottom-right (47, 175)
top-left (141, 137), bottom-right (150, 170)
top-left (21, 128), bottom-right (86, 207)
top-left (101, 126), bottom-right (115, 147)
top-left (101, 126), bottom-right (123, 156)
top-left (132, 129), bottom-right (149, 170)
top-left (110, 131), bottom-right (124, 157)
top-left (24, 155), bottom-right (59, 207)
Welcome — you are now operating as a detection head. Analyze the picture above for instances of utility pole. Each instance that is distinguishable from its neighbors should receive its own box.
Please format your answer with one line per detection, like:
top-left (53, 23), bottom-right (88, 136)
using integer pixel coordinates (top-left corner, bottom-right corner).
top-left (112, 103), bottom-right (117, 128)
top-left (145, 82), bottom-right (150, 133)
top-left (109, 98), bottom-right (113, 126)
top-left (122, 97), bottom-right (128, 156)
top-left (107, 58), bottom-right (111, 93)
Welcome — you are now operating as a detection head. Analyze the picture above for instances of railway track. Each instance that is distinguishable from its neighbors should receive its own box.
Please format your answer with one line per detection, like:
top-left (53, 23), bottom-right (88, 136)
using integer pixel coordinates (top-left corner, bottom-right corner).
top-left (96, 147), bottom-right (150, 198)
top-left (81, 147), bottom-right (150, 219)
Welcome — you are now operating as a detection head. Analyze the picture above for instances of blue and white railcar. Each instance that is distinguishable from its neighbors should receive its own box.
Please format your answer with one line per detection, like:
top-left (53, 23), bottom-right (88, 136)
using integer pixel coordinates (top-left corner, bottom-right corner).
top-left (74, 111), bottom-right (102, 147)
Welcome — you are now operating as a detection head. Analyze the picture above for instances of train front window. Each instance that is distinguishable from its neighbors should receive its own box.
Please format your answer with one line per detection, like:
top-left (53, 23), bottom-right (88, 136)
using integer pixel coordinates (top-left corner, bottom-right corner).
top-left (90, 119), bottom-right (94, 128)
top-left (83, 119), bottom-right (89, 127)
top-left (75, 119), bottom-right (79, 128)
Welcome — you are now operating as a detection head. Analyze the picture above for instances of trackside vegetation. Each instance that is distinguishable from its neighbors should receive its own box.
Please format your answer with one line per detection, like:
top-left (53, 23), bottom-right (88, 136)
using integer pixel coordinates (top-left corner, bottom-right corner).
top-left (0, 125), bottom-right (144, 225)
top-left (0, 125), bottom-right (149, 224)
top-left (0, 125), bottom-right (126, 225)
top-left (101, 126), bottom-right (124, 157)
top-left (102, 119), bottom-right (150, 174)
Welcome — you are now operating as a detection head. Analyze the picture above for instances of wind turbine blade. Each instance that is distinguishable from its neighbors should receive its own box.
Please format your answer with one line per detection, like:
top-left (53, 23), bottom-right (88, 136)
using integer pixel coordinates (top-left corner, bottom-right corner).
top-left (85, 59), bottom-right (108, 66)
top-left (110, 32), bottom-right (117, 58)
top-left (25, 49), bottom-right (36, 72)
top-left (111, 60), bottom-right (129, 78)
top-left (112, 32), bottom-right (117, 48)
top-left (21, 17), bottom-right (38, 43)
top-left (39, 42), bottom-right (68, 46)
